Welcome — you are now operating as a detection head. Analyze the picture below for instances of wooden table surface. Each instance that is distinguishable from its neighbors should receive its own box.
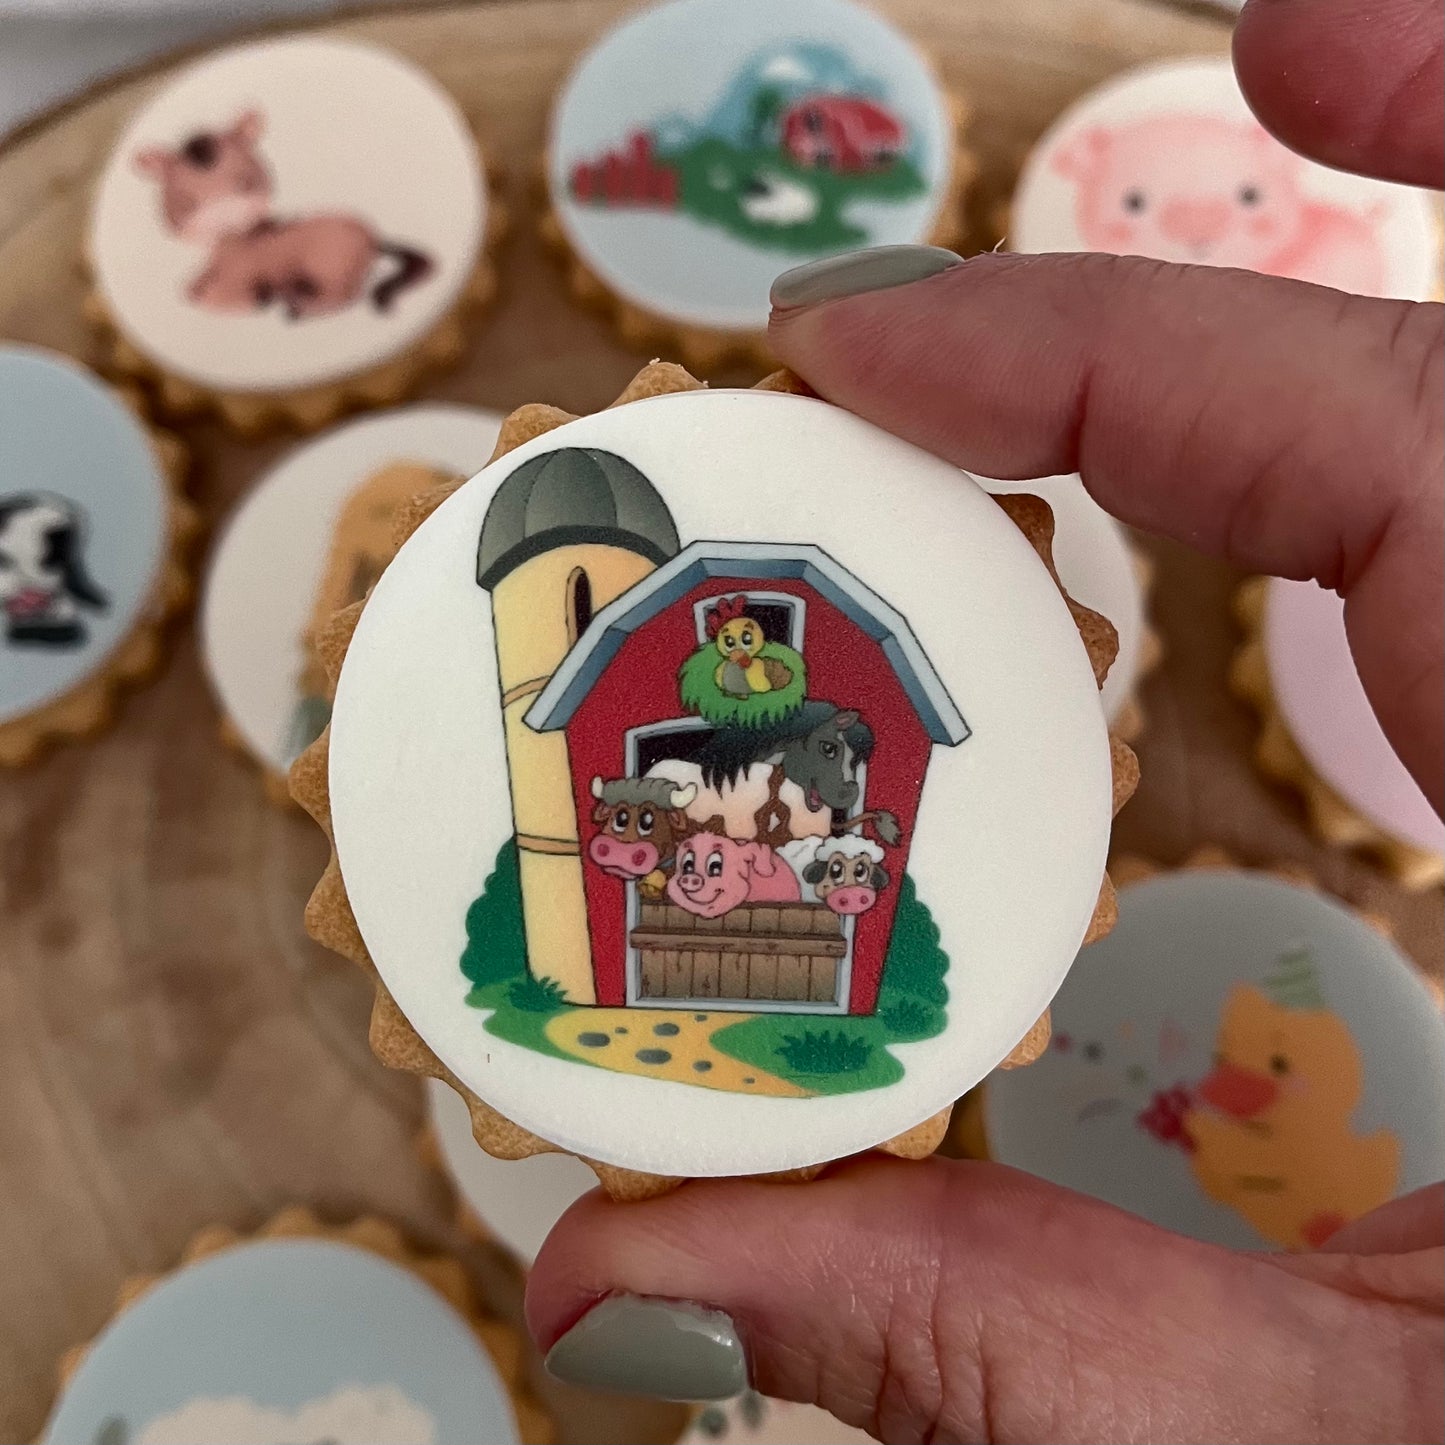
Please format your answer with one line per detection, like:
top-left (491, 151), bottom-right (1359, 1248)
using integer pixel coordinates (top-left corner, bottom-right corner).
top-left (0, 1), bottom-right (1439, 1440)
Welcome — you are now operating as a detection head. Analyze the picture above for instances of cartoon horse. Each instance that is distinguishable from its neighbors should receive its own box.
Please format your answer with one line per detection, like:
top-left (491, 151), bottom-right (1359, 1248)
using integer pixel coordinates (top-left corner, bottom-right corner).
top-left (134, 110), bottom-right (434, 322)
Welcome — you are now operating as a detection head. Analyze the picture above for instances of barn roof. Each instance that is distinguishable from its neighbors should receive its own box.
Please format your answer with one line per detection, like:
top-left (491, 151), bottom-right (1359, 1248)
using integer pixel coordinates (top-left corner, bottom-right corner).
top-left (525, 541), bottom-right (969, 746)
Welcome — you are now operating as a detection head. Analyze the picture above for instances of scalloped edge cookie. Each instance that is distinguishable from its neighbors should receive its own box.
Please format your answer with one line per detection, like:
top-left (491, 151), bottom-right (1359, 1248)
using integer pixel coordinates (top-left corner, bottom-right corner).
top-left (291, 360), bottom-right (1138, 1200)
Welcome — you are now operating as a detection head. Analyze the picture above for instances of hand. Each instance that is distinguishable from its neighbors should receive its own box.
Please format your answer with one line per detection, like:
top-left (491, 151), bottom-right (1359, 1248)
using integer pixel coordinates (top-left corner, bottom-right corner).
top-left (526, 2), bottom-right (1444, 1439)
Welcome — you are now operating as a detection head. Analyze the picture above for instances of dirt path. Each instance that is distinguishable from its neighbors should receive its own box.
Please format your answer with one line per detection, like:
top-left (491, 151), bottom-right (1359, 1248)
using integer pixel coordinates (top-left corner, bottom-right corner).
top-left (545, 1008), bottom-right (810, 1097)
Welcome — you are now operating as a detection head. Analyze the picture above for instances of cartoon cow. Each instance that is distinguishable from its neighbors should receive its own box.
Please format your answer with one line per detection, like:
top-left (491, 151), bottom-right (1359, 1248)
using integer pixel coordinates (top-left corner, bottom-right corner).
top-left (798, 835), bottom-right (891, 917)
top-left (1051, 114), bottom-right (1387, 294)
top-left (588, 775), bottom-right (698, 898)
top-left (666, 834), bottom-right (802, 919)
top-left (134, 110), bottom-right (434, 321)
top-left (0, 493), bottom-right (108, 648)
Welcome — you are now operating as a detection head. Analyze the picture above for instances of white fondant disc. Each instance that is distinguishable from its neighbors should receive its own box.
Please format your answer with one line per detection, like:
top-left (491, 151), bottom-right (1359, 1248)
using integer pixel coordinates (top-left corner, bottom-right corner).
top-left (1012, 57), bottom-right (1441, 301)
top-left (683, 1393), bottom-right (872, 1444)
top-left (329, 388), bottom-right (1113, 1178)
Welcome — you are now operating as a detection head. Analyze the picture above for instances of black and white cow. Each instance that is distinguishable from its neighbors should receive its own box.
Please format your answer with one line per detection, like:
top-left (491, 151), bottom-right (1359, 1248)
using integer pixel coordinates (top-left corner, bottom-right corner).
top-left (0, 493), bottom-right (108, 647)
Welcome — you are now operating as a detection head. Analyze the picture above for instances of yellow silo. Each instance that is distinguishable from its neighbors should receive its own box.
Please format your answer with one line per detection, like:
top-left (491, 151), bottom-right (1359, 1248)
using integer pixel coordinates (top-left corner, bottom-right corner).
top-left (476, 446), bottom-right (679, 1005)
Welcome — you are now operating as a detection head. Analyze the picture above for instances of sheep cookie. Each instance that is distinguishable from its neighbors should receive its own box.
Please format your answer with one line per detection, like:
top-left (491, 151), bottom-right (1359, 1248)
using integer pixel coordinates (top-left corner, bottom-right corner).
top-left (983, 870), bottom-right (1445, 1251)
top-left (322, 384), bottom-right (1119, 1179)
top-left (42, 1228), bottom-right (530, 1445)
top-left (202, 405), bottom-right (502, 792)
top-left (684, 1393), bottom-right (872, 1444)
top-left (546, 0), bottom-right (964, 365)
top-left (0, 345), bottom-right (183, 765)
top-left (1011, 57), bottom-right (1441, 300)
top-left (89, 37), bottom-right (491, 428)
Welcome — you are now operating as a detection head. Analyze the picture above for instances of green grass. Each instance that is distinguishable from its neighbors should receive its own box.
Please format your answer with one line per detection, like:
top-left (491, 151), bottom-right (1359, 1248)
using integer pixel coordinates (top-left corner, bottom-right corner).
top-left (677, 639), bottom-right (807, 728)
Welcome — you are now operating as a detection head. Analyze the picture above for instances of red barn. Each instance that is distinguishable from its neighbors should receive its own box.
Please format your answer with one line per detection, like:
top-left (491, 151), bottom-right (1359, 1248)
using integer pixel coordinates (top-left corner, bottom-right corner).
top-left (781, 94), bottom-right (908, 172)
top-left (526, 543), bottom-right (969, 1017)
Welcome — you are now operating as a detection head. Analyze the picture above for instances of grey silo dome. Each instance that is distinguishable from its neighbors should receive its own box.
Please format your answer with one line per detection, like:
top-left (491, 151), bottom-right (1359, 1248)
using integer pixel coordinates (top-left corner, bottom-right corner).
top-left (475, 446), bottom-right (680, 591)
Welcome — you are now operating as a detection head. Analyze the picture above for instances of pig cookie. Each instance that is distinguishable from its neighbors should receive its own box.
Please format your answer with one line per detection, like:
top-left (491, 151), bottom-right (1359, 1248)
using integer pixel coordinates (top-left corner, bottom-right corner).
top-left (1010, 56), bottom-right (1442, 300)
top-left (1232, 577), bottom-right (1444, 891)
top-left (86, 36), bottom-right (503, 436)
top-left (43, 1208), bottom-right (552, 1445)
top-left (541, 0), bottom-right (974, 372)
top-left (0, 345), bottom-right (194, 768)
top-left (982, 475), bottom-right (1160, 739)
top-left (292, 361), bottom-right (1137, 1199)
top-left (975, 859), bottom-right (1445, 1250)
top-left (201, 404), bottom-right (503, 802)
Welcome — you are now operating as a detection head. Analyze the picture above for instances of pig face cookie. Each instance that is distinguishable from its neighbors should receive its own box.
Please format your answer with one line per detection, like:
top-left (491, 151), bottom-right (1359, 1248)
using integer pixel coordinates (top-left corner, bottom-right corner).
top-left (545, 0), bottom-right (967, 367)
top-left (0, 345), bottom-right (187, 766)
top-left (304, 367), bottom-right (1133, 1184)
top-left (89, 37), bottom-right (492, 429)
top-left (1012, 58), bottom-right (1440, 300)
top-left (42, 1214), bottom-right (545, 1445)
top-left (201, 405), bottom-right (502, 791)
top-left (983, 870), bottom-right (1445, 1250)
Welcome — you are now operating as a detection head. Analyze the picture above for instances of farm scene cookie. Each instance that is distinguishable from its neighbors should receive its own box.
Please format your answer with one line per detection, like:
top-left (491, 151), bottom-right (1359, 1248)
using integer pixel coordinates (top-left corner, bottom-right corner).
top-left (201, 404), bottom-right (502, 790)
top-left (41, 1212), bottom-right (549, 1445)
top-left (982, 868), bottom-right (1445, 1250)
top-left (545, 0), bottom-right (968, 362)
top-left (0, 345), bottom-right (190, 766)
top-left (298, 365), bottom-right (1134, 1185)
top-left (1011, 56), bottom-right (1442, 299)
top-left (88, 36), bottom-right (496, 430)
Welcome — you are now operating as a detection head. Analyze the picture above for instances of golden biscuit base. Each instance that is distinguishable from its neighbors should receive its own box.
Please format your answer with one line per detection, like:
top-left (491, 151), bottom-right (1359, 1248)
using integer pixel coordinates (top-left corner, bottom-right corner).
top-left (0, 390), bottom-right (196, 768)
top-left (49, 1207), bottom-right (553, 1445)
top-left (540, 90), bottom-right (978, 375)
top-left (84, 162), bottom-right (507, 439)
top-left (291, 361), bottom-right (1138, 1201)
top-left (1231, 577), bottom-right (1444, 892)
top-left (945, 846), bottom-right (1402, 1161)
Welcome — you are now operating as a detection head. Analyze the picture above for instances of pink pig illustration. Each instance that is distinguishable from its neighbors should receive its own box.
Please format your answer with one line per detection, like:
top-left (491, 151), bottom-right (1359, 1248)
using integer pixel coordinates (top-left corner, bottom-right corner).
top-left (666, 834), bottom-right (802, 919)
top-left (134, 110), bottom-right (434, 321)
top-left (1051, 114), bottom-right (1387, 295)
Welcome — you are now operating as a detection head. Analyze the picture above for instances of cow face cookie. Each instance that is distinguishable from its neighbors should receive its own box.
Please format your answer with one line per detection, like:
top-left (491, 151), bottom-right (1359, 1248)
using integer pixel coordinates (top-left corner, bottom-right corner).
top-left (319, 381), bottom-right (1121, 1180)
top-left (546, 0), bottom-right (964, 360)
top-left (201, 405), bottom-right (502, 790)
top-left (90, 37), bottom-right (490, 414)
top-left (42, 1216), bottom-right (540, 1445)
top-left (1012, 57), bottom-right (1441, 300)
top-left (983, 870), bottom-right (1445, 1250)
top-left (0, 345), bottom-right (185, 764)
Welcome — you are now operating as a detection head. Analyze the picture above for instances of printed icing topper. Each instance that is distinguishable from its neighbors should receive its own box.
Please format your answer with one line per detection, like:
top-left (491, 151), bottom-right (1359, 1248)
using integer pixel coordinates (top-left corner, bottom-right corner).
top-left (90, 37), bottom-right (487, 393)
top-left (0, 346), bottom-right (169, 732)
top-left (42, 1235), bottom-right (522, 1445)
top-left (984, 870), bottom-right (1445, 1251)
top-left (201, 405), bottom-right (502, 781)
top-left (548, 0), bottom-right (956, 331)
top-left (1012, 57), bottom-right (1441, 300)
top-left (325, 386), bottom-right (1118, 1179)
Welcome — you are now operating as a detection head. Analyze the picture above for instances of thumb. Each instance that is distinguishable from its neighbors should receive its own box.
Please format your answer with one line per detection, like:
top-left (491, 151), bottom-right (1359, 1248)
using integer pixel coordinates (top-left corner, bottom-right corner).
top-left (526, 1156), bottom-right (1432, 1443)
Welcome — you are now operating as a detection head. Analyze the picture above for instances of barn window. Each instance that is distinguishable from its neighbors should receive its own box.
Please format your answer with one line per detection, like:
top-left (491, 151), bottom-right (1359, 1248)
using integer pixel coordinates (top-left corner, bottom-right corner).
top-left (566, 566), bottom-right (593, 646)
top-left (693, 591), bottom-right (805, 651)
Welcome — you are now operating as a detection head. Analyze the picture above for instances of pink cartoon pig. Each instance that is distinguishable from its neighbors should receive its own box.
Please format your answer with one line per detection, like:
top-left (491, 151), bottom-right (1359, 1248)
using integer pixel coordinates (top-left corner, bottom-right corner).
top-left (666, 835), bottom-right (802, 919)
top-left (1052, 114), bottom-right (1387, 295)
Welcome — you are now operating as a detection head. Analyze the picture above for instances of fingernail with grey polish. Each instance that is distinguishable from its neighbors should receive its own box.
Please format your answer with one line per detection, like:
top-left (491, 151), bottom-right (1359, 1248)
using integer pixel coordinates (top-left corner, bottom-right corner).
top-left (544, 1295), bottom-right (748, 1401)
top-left (770, 243), bottom-right (963, 310)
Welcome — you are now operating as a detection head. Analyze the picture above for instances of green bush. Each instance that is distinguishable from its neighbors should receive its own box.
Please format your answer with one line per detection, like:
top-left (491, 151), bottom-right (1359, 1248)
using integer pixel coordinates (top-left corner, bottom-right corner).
top-left (879, 997), bottom-right (936, 1039)
top-left (775, 1029), bottom-right (872, 1075)
top-left (505, 974), bottom-right (570, 1013)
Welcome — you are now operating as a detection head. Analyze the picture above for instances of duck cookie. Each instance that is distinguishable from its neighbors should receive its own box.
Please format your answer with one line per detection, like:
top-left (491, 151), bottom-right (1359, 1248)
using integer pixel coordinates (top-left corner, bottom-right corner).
top-left (1011, 57), bottom-right (1441, 300)
top-left (0, 345), bottom-right (191, 767)
top-left (544, 0), bottom-right (971, 370)
top-left (88, 37), bottom-right (500, 434)
top-left (1232, 577), bottom-right (1444, 890)
top-left (41, 1210), bottom-right (551, 1445)
top-left (980, 865), bottom-right (1445, 1250)
top-left (293, 363), bottom-right (1137, 1195)
top-left (982, 475), bottom-right (1158, 738)
top-left (202, 405), bottom-right (502, 799)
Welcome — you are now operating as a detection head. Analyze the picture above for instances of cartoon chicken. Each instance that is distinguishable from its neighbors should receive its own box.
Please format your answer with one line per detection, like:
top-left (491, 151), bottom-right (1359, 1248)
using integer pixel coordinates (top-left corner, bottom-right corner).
top-left (1182, 948), bottom-right (1400, 1250)
top-left (678, 595), bottom-right (807, 727)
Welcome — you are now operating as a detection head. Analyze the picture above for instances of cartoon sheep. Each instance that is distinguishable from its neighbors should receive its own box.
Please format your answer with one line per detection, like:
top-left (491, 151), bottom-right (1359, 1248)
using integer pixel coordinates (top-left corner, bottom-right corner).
top-left (781, 833), bottom-right (891, 917)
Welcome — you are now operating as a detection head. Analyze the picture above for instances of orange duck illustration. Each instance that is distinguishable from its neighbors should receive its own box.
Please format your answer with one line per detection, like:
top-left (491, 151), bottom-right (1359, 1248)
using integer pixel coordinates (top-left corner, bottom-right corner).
top-left (1183, 948), bottom-right (1400, 1250)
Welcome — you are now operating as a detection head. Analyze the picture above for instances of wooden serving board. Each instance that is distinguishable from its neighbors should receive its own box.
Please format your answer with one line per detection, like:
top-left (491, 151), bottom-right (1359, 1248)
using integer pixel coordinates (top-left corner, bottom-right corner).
top-left (0, 2), bottom-right (1438, 1440)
